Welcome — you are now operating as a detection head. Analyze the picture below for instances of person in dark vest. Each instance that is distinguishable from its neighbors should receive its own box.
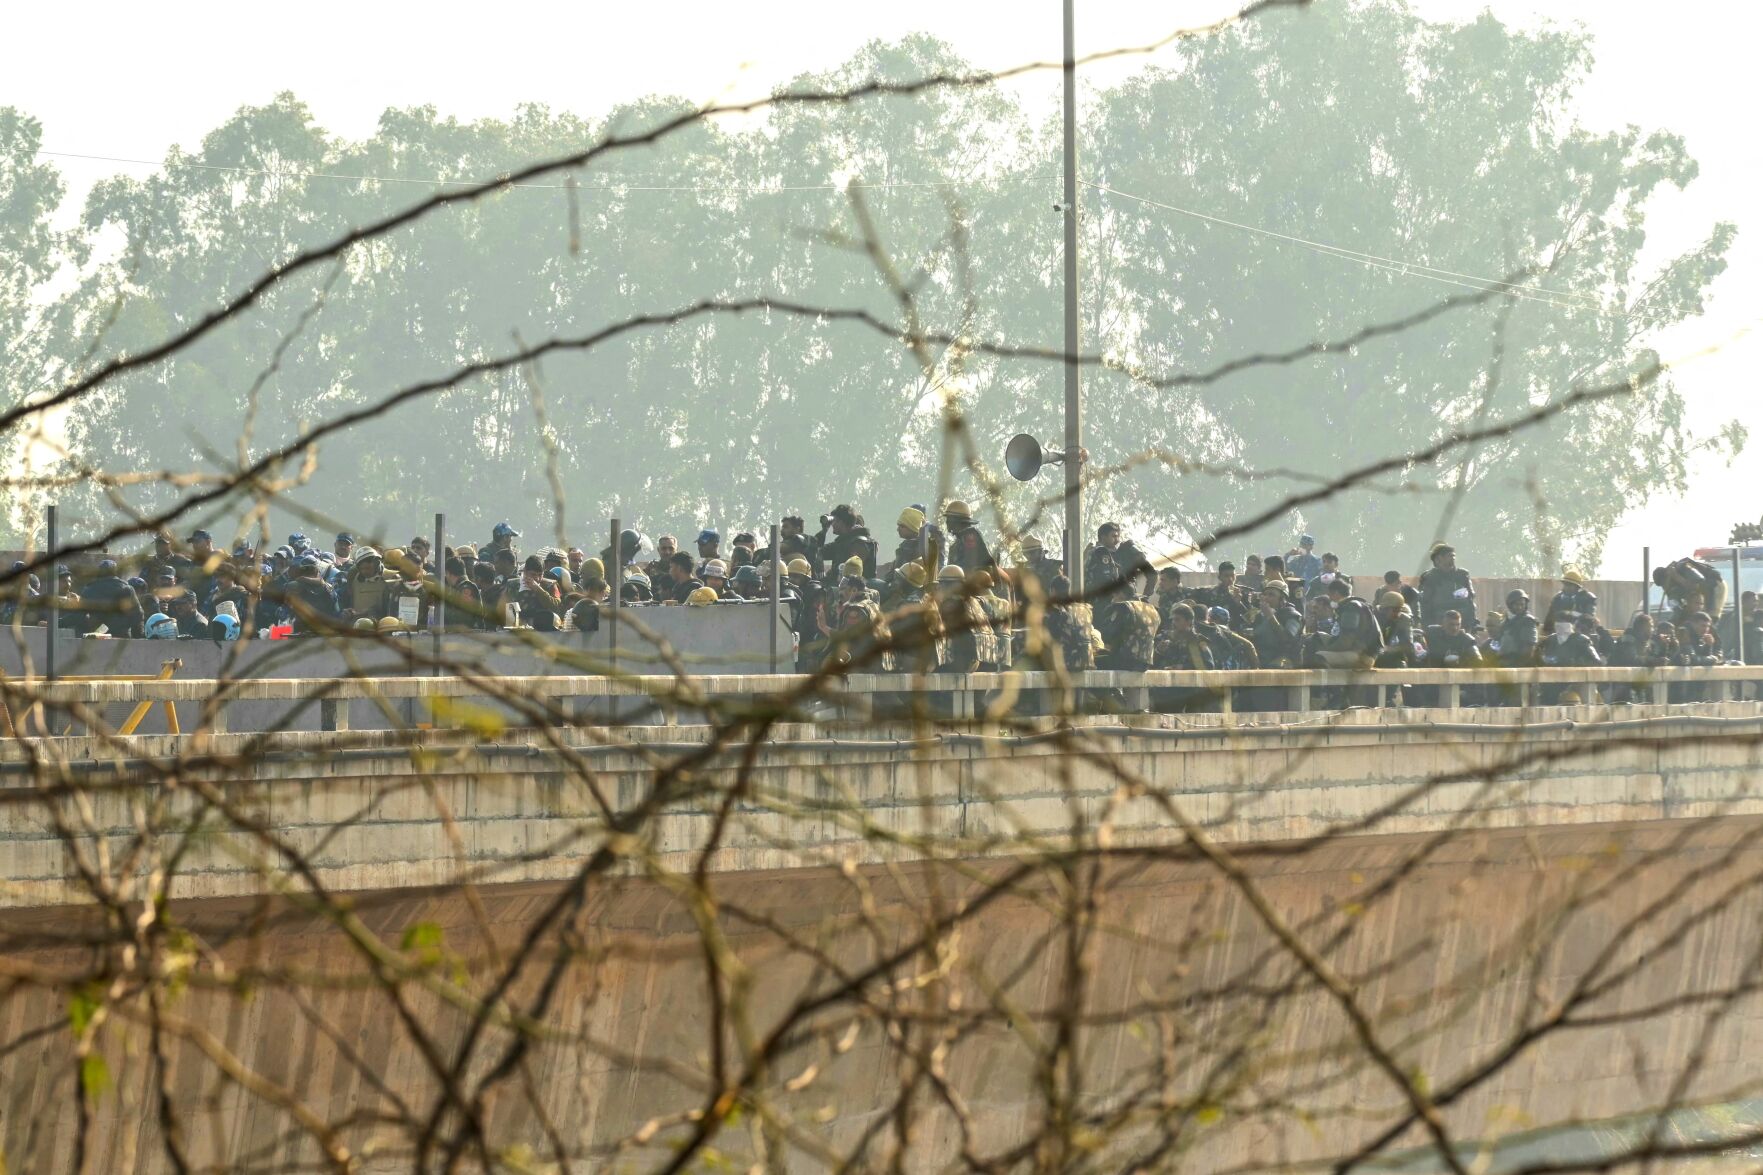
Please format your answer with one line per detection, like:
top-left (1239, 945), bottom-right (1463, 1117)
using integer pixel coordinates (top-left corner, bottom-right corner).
top-left (1418, 542), bottom-right (1478, 631)
top-left (79, 559), bottom-right (144, 638)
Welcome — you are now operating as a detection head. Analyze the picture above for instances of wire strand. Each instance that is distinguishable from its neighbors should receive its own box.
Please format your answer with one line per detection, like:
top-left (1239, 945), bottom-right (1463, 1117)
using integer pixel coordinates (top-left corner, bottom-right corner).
top-left (1084, 178), bottom-right (1619, 314)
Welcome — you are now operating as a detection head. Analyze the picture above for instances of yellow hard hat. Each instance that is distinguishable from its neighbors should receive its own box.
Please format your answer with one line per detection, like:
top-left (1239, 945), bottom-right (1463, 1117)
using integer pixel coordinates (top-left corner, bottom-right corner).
top-left (581, 557), bottom-right (605, 580)
top-left (841, 556), bottom-right (864, 577)
top-left (1562, 566), bottom-right (1586, 585)
top-left (897, 507), bottom-right (925, 534)
top-left (786, 556), bottom-right (812, 577)
top-left (944, 500), bottom-right (972, 520)
top-left (1379, 591), bottom-right (1406, 610)
top-left (901, 562), bottom-right (928, 588)
top-left (376, 615), bottom-right (404, 632)
top-left (686, 586), bottom-right (719, 606)
top-left (937, 564), bottom-right (966, 583)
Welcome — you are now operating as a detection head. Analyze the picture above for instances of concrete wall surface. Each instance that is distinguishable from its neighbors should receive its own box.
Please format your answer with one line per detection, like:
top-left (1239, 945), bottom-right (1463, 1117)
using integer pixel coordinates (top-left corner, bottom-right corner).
top-left (0, 605), bottom-right (788, 731)
top-left (4, 701), bottom-right (1762, 908)
top-left (2, 706), bottom-right (1762, 1170)
top-left (1, 821), bottom-right (1760, 1171)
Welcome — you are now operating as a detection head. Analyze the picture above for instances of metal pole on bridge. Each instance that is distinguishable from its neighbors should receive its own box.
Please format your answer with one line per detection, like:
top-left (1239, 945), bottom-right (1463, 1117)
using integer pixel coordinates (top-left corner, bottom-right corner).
top-left (1641, 545), bottom-right (1650, 618)
top-left (1060, 0), bottom-right (1085, 596)
top-left (768, 523), bottom-right (781, 673)
top-left (45, 504), bottom-right (58, 682)
top-left (608, 517), bottom-right (621, 673)
top-left (432, 512), bottom-right (444, 676)
top-left (1733, 546), bottom-right (1743, 657)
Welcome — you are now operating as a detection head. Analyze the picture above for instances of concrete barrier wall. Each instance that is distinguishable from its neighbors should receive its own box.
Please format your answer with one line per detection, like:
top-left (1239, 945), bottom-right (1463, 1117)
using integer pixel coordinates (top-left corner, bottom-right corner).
top-left (0, 605), bottom-right (788, 731)
top-left (5, 702), bottom-right (1762, 907)
top-left (3, 776), bottom-right (1763, 1164)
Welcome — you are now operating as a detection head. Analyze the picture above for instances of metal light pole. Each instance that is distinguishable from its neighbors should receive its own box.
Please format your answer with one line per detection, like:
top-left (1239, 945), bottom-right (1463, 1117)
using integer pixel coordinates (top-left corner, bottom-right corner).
top-left (1061, 0), bottom-right (1085, 593)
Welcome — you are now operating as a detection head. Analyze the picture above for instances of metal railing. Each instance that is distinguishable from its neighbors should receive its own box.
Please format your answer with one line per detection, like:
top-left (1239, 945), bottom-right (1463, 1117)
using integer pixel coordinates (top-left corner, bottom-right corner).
top-left (0, 665), bottom-right (1759, 735)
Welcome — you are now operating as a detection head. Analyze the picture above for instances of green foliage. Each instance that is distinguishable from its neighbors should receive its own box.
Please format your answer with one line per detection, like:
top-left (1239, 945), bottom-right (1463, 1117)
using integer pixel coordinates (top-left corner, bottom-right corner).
top-left (15, 3), bottom-right (1734, 574)
top-left (0, 108), bottom-right (79, 543)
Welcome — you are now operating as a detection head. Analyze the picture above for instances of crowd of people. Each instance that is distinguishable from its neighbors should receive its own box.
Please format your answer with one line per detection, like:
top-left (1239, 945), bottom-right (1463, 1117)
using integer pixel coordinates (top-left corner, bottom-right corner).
top-left (8, 504), bottom-right (1761, 704)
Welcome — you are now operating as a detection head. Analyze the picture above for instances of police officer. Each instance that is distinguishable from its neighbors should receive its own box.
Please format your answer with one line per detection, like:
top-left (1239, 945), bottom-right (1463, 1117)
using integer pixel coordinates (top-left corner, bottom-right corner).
top-left (1250, 581), bottom-right (1304, 668)
top-left (486, 521), bottom-right (520, 560)
top-left (79, 559), bottom-right (144, 638)
top-left (1426, 609), bottom-right (1483, 669)
top-left (1654, 557), bottom-right (1726, 624)
top-left (1419, 542), bottom-right (1477, 631)
top-left (1198, 564), bottom-right (1255, 628)
top-left (1318, 578), bottom-right (1383, 668)
top-left (888, 508), bottom-right (928, 573)
top-left (1491, 590), bottom-right (1539, 667)
top-left (816, 505), bottom-right (877, 578)
top-left (1543, 568), bottom-right (1598, 630)
top-left (285, 555), bottom-right (340, 633)
top-left (1202, 605), bottom-right (1258, 670)
top-left (1287, 535), bottom-right (1322, 585)
top-left (1097, 591), bottom-right (1160, 672)
top-left (694, 529), bottom-right (721, 571)
top-left (1381, 570), bottom-right (1420, 614)
top-left (1373, 591), bottom-right (1425, 669)
top-left (1084, 522), bottom-right (1125, 595)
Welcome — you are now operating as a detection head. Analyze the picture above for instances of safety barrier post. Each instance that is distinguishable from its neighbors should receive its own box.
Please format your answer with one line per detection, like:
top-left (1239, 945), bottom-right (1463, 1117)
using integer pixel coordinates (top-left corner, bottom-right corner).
top-left (1641, 546), bottom-right (1651, 617)
top-left (768, 523), bottom-right (781, 673)
top-left (608, 518), bottom-right (622, 673)
top-left (45, 504), bottom-right (58, 683)
top-left (432, 511), bottom-right (445, 676)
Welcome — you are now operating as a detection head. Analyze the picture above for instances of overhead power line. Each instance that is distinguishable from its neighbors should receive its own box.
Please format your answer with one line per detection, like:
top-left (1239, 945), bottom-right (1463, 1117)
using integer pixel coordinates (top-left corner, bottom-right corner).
top-left (36, 148), bottom-right (992, 194)
top-left (1084, 179), bottom-right (1620, 316)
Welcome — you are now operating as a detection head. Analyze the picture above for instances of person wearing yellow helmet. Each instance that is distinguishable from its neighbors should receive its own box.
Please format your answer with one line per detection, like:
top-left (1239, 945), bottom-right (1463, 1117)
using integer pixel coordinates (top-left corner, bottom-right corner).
top-left (685, 586), bottom-right (719, 607)
top-left (1544, 566), bottom-right (1599, 631)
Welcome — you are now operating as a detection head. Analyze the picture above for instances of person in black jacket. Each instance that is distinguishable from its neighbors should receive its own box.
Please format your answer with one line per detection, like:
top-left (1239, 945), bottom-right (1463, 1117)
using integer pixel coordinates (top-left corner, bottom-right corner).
top-left (1418, 542), bottom-right (1478, 631)
top-left (1492, 590), bottom-right (1540, 667)
top-left (79, 559), bottom-right (144, 638)
top-left (815, 505), bottom-right (877, 578)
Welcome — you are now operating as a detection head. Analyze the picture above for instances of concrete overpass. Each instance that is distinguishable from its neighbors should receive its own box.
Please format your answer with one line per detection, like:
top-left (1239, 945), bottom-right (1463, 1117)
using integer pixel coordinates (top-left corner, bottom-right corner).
top-left (2, 668), bottom-right (1762, 1171)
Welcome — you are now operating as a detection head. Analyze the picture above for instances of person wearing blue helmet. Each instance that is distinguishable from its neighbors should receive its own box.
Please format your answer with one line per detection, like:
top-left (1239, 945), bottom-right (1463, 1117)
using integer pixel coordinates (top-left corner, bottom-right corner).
top-left (487, 522), bottom-right (520, 560)
top-left (145, 612), bottom-right (179, 639)
top-left (209, 613), bottom-right (241, 641)
top-left (1287, 534), bottom-right (1322, 585)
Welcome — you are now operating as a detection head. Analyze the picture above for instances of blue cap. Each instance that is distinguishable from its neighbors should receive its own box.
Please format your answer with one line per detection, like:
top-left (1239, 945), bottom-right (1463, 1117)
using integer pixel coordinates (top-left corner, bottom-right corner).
top-left (1208, 606), bottom-right (1231, 623)
top-left (274, 545), bottom-right (293, 558)
top-left (128, 576), bottom-right (147, 590)
top-left (336, 532), bottom-right (354, 544)
top-left (733, 565), bottom-right (762, 585)
top-left (545, 566), bottom-right (566, 580)
top-left (1299, 534), bottom-right (1316, 546)
top-left (696, 529), bottom-right (720, 544)
top-left (189, 529), bottom-right (212, 542)
top-left (55, 564), bottom-right (71, 576)
top-left (97, 559), bottom-right (117, 574)
top-left (297, 554), bottom-right (320, 569)
top-left (493, 521), bottom-right (519, 538)
top-left (289, 533), bottom-right (309, 548)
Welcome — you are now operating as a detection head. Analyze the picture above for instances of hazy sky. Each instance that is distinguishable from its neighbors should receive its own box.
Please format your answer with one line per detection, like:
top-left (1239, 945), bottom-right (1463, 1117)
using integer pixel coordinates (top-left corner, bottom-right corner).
top-left (7, 0), bottom-right (1758, 576)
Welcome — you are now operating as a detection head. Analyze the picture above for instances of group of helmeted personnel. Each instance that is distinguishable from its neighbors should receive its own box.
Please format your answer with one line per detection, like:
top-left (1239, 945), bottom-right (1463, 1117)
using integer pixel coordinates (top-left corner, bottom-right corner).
top-left (12, 511), bottom-right (1762, 691)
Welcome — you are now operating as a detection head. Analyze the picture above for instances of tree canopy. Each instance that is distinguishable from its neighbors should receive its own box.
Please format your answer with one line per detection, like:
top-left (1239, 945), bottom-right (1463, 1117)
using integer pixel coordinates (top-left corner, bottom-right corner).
top-left (5, 2), bottom-right (1734, 573)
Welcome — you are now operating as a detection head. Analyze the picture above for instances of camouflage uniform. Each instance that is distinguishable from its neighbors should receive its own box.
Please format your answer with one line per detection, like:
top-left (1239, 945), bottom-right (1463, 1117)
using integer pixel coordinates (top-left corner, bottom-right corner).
top-left (1043, 603), bottom-right (1099, 672)
top-left (1098, 599), bottom-right (1160, 672)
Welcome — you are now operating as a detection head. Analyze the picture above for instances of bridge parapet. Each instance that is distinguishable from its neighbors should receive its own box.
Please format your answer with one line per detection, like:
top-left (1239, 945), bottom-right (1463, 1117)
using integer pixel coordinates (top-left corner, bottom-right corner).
top-left (4, 690), bottom-right (1761, 908)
